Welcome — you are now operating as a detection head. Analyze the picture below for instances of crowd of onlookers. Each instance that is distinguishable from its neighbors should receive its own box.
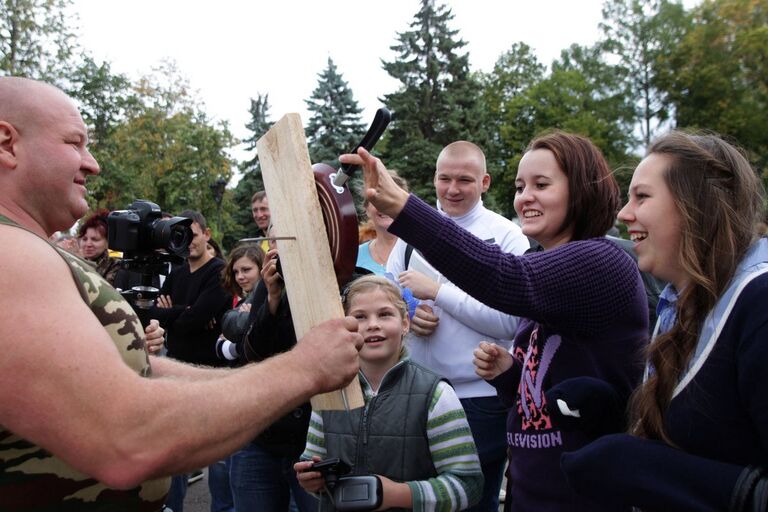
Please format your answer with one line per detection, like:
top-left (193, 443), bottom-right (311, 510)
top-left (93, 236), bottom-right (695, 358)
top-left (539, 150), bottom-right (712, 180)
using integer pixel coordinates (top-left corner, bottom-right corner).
top-left (15, 73), bottom-right (766, 512)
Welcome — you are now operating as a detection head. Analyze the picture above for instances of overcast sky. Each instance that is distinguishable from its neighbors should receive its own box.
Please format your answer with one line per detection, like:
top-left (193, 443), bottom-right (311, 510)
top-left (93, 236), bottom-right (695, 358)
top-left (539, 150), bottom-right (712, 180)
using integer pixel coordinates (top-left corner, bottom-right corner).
top-left (74, 0), bottom-right (609, 159)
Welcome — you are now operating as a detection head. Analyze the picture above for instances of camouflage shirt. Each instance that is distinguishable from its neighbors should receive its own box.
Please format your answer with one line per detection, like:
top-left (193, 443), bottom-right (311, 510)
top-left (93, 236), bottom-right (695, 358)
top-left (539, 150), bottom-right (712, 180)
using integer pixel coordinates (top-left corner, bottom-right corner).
top-left (0, 215), bottom-right (170, 511)
top-left (89, 249), bottom-right (122, 287)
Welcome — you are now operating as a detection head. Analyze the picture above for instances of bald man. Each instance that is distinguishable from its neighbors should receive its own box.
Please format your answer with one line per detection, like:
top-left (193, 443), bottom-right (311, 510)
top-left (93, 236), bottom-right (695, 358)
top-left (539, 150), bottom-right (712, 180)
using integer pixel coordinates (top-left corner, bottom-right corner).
top-left (0, 77), bottom-right (362, 510)
top-left (388, 141), bottom-right (530, 512)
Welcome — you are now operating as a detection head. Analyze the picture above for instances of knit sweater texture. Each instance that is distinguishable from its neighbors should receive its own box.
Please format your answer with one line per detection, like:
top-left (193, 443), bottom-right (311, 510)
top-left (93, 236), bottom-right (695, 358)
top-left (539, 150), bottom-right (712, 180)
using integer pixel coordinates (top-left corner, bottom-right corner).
top-left (390, 195), bottom-right (648, 511)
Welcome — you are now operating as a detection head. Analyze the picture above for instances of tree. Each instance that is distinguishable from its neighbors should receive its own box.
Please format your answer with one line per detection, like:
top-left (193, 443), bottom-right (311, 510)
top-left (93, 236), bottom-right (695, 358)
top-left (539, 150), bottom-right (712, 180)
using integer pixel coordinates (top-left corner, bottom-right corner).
top-left (305, 57), bottom-right (365, 167)
top-left (478, 43), bottom-right (546, 214)
top-left (599, 0), bottom-right (689, 146)
top-left (480, 43), bottom-right (636, 215)
top-left (224, 93), bottom-right (273, 249)
top-left (658, 0), bottom-right (768, 178)
top-left (90, 108), bottom-right (234, 224)
top-left (83, 65), bottom-right (236, 241)
top-left (381, 0), bottom-right (483, 200)
top-left (0, 0), bottom-right (79, 82)
top-left (66, 56), bottom-right (140, 144)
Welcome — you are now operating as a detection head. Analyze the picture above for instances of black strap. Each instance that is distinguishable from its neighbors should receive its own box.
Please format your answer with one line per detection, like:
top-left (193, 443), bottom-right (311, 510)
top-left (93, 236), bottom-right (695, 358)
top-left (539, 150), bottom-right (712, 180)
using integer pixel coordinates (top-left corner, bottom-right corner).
top-left (404, 244), bottom-right (415, 269)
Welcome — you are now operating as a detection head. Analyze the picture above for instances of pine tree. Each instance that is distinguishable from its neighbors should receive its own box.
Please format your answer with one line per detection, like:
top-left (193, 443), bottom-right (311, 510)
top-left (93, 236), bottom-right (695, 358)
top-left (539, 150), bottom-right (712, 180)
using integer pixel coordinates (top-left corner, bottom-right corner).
top-left (381, 0), bottom-right (483, 200)
top-left (224, 93), bottom-right (273, 249)
top-left (304, 57), bottom-right (365, 167)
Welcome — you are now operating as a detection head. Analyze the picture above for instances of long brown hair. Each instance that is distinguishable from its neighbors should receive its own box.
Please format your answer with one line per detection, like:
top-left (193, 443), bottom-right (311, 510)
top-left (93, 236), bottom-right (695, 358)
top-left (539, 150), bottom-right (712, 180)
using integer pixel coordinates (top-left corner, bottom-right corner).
top-left (629, 131), bottom-right (764, 443)
top-left (222, 244), bottom-right (265, 297)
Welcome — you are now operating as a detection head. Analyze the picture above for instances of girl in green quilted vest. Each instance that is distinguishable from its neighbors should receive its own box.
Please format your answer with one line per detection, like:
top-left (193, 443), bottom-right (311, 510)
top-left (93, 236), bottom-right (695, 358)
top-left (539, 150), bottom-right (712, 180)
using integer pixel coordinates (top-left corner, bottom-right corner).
top-left (295, 275), bottom-right (484, 511)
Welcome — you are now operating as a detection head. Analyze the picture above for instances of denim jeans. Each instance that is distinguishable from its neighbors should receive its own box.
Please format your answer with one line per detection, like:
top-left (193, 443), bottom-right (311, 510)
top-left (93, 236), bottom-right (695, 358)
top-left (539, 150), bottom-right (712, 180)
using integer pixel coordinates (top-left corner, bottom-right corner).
top-left (461, 396), bottom-right (509, 512)
top-left (209, 458), bottom-right (235, 512)
top-left (165, 474), bottom-right (188, 512)
top-left (229, 441), bottom-right (317, 512)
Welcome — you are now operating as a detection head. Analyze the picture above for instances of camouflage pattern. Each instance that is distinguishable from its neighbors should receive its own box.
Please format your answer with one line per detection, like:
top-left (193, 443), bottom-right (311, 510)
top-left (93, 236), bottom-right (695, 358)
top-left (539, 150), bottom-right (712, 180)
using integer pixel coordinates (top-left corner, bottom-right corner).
top-left (0, 215), bottom-right (170, 511)
top-left (89, 250), bottom-right (122, 287)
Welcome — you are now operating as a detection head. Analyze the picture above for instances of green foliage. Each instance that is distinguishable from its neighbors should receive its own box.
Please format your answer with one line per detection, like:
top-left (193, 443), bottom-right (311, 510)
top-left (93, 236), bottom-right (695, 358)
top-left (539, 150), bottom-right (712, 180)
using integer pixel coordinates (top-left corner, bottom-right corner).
top-left (66, 56), bottom-right (140, 144)
top-left (479, 43), bottom-right (637, 216)
top-left (83, 65), bottom-right (236, 242)
top-left (225, 93), bottom-right (273, 250)
top-left (599, 0), bottom-right (689, 146)
top-left (658, 0), bottom-right (768, 182)
top-left (381, 0), bottom-right (483, 201)
top-left (305, 57), bottom-right (365, 167)
top-left (0, 0), bottom-right (78, 81)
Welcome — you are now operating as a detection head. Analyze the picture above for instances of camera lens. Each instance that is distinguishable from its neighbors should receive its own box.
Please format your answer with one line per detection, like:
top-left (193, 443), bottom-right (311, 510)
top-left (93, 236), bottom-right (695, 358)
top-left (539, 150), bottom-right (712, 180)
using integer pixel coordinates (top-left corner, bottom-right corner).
top-left (150, 218), bottom-right (192, 257)
top-left (167, 224), bottom-right (191, 254)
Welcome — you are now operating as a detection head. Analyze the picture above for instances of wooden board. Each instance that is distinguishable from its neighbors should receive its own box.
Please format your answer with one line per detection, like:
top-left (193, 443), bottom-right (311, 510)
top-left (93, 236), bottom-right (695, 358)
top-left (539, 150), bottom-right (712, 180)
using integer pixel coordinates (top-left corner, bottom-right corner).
top-left (257, 113), bottom-right (364, 410)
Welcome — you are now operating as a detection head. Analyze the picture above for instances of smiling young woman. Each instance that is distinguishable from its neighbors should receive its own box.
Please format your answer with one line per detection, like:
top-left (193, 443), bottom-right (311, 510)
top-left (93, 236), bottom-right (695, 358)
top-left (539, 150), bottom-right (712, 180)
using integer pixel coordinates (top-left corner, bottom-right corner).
top-left (562, 131), bottom-right (768, 512)
top-left (345, 131), bottom-right (649, 512)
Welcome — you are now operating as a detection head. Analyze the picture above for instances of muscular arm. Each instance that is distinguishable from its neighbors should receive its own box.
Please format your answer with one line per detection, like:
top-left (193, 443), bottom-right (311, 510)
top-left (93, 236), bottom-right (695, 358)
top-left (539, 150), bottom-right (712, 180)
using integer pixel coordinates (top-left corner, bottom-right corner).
top-left (0, 227), bottom-right (360, 489)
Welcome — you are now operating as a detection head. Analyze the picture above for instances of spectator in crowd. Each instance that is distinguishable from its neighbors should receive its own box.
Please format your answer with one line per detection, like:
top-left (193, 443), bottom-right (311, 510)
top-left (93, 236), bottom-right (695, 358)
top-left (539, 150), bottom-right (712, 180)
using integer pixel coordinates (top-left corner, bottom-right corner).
top-left (387, 141), bottom-right (529, 511)
top-left (357, 219), bottom-right (376, 244)
top-left (148, 210), bottom-right (235, 512)
top-left (356, 170), bottom-right (408, 275)
top-left (560, 132), bottom-right (768, 512)
top-left (343, 132), bottom-right (648, 512)
top-left (295, 275), bottom-right (484, 511)
top-left (216, 243), bottom-right (265, 363)
top-left (0, 76), bottom-right (362, 511)
top-left (51, 231), bottom-right (82, 256)
top-left (226, 227), bottom-right (317, 511)
top-left (207, 238), bottom-right (224, 260)
top-left (78, 209), bottom-right (121, 285)
top-left (252, 190), bottom-right (271, 252)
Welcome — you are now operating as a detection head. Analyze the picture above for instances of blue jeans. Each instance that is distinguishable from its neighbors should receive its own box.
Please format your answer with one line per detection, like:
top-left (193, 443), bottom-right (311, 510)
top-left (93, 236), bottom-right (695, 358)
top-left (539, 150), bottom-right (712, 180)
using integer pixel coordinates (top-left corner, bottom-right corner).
top-left (209, 459), bottom-right (234, 512)
top-left (165, 474), bottom-right (188, 512)
top-left (461, 396), bottom-right (509, 512)
top-left (230, 441), bottom-right (317, 512)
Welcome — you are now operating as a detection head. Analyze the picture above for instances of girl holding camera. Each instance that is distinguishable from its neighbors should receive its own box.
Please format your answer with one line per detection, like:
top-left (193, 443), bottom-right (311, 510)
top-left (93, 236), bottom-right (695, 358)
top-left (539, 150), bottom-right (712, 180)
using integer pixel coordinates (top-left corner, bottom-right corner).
top-left (294, 275), bottom-right (483, 511)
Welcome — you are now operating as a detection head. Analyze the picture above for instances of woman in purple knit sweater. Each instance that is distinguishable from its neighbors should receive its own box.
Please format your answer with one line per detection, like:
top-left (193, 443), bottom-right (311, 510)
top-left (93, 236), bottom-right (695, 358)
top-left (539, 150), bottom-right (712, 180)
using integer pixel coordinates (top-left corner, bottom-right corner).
top-left (341, 133), bottom-right (648, 512)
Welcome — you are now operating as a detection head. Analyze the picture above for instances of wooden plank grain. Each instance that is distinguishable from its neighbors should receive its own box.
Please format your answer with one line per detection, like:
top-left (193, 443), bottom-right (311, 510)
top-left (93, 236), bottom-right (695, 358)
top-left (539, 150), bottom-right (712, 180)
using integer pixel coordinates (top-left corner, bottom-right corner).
top-left (257, 113), bottom-right (363, 410)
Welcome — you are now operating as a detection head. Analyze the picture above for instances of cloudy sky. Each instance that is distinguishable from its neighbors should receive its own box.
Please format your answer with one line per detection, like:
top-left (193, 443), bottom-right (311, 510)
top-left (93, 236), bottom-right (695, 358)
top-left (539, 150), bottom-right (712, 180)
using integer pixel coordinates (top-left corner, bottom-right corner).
top-left (74, 0), bottom-right (609, 159)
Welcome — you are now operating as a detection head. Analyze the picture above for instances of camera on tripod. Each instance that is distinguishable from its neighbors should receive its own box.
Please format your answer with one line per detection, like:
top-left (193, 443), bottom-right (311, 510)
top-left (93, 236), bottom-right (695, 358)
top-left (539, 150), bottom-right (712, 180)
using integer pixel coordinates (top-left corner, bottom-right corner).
top-left (310, 457), bottom-right (382, 511)
top-left (107, 200), bottom-right (193, 313)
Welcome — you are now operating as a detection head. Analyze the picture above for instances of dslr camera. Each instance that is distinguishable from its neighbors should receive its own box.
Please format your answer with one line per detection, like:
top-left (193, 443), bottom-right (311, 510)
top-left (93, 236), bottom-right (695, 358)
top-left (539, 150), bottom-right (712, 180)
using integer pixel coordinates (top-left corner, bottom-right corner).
top-left (310, 458), bottom-right (382, 511)
top-left (107, 200), bottom-right (193, 310)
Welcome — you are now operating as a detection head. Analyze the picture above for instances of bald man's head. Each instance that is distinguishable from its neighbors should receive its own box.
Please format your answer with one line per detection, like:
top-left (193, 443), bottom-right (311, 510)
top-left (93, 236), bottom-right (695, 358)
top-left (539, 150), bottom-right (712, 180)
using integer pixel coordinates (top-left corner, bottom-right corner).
top-left (0, 77), bottom-right (99, 236)
top-left (0, 77), bottom-right (74, 134)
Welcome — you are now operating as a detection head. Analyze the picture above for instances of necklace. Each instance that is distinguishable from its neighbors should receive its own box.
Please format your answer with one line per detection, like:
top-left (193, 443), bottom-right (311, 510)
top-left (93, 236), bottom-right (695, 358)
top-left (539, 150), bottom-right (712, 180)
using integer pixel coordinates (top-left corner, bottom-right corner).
top-left (369, 239), bottom-right (387, 265)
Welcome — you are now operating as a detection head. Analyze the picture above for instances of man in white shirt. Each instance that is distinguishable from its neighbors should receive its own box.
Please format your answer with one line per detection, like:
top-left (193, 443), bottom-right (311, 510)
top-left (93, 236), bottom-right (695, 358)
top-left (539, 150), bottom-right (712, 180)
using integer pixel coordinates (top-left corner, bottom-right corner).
top-left (388, 141), bottom-right (529, 512)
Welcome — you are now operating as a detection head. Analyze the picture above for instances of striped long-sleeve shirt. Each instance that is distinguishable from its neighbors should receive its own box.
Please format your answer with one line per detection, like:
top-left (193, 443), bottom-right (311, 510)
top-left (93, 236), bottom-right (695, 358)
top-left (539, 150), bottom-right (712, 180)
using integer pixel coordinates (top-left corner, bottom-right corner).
top-left (302, 363), bottom-right (484, 512)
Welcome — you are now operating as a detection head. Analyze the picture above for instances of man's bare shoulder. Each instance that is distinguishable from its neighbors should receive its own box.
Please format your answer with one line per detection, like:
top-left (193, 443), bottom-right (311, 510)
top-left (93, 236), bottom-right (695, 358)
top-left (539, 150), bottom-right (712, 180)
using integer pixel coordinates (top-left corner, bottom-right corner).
top-left (0, 223), bottom-right (75, 283)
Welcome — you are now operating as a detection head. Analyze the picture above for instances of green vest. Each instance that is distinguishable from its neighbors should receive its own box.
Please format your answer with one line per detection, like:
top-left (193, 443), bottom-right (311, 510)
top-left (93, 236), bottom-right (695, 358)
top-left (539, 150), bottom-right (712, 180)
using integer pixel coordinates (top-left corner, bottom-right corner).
top-left (0, 215), bottom-right (170, 511)
top-left (321, 360), bottom-right (442, 511)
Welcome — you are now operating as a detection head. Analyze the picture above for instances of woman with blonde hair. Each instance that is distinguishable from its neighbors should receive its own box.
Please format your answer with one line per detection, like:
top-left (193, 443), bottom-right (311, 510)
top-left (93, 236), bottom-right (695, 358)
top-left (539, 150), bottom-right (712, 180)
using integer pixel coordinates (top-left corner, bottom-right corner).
top-left (295, 275), bottom-right (483, 511)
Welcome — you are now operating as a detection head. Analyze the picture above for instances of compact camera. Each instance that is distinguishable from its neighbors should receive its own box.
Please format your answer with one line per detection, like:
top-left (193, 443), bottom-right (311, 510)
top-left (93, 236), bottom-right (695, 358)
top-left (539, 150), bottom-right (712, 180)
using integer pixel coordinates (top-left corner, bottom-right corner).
top-left (310, 458), bottom-right (382, 511)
